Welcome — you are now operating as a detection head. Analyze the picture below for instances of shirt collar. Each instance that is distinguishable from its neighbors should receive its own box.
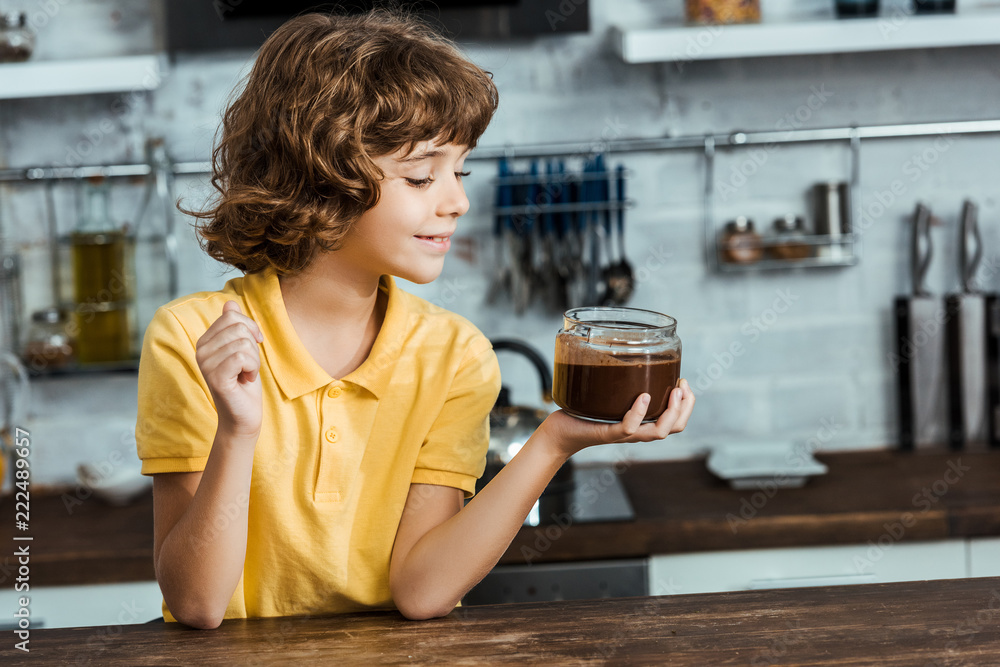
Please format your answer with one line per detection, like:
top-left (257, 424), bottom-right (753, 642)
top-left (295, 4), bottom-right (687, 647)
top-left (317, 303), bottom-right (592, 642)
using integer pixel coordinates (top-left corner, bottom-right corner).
top-left (243, 268), bottom-right (407, 401)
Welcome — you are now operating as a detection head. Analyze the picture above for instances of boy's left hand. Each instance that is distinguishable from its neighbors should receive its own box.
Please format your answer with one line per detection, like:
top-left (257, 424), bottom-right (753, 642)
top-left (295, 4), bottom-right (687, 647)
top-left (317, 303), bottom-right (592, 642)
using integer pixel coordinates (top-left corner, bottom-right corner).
top-left (538, 379), bottom-right (695, 459)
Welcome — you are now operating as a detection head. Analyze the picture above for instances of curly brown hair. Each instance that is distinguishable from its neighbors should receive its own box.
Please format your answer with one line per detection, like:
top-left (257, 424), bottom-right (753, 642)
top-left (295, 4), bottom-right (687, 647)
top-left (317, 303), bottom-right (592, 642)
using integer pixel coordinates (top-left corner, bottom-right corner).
top-left (188, 10), bottom-right (499, 276)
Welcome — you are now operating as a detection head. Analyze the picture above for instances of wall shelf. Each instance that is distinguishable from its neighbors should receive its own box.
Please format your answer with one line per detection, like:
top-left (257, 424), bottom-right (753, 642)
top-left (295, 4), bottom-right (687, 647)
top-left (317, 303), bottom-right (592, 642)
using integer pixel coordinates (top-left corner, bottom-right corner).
top-left (0, 55), bottom-right (166, 100)
top-left (611, 10), bottom-right (1000, 64)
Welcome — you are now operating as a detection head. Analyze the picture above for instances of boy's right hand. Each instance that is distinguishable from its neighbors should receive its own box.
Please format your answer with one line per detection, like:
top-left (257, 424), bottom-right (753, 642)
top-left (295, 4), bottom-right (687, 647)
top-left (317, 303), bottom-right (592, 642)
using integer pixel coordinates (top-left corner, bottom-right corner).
top-left (195, 300), bottom-right (265, 439)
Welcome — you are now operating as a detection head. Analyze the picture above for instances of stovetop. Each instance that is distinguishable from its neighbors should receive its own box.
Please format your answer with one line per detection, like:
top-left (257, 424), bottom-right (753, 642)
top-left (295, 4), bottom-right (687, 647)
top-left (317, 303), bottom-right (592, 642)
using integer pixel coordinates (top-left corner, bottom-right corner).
top-left (524, 463), bottom-right (635, 527)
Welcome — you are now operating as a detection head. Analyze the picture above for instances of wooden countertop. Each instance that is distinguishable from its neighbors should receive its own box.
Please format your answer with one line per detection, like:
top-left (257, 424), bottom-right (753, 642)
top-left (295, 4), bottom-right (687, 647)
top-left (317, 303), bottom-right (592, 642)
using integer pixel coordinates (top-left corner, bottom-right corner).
top-left (2, 449), bottom-right (999, 586)
top-left (9, 576), bottom-right (1000, 665)
top-left (499, 448), bottom-right (1000, 565)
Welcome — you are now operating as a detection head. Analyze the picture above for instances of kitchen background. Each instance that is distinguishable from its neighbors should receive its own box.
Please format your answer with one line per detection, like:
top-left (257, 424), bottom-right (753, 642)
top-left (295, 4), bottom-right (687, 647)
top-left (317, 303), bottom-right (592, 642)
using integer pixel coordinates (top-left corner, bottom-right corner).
top-left (1, 0), bottom-right (1000, 487)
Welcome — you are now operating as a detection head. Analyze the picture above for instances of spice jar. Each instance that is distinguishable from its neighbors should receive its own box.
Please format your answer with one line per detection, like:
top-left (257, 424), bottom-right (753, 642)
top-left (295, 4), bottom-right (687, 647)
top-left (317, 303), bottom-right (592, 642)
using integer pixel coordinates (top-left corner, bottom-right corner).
top-left (718, 216), bottom-right (763, 264)
top-left (22, 307), bottom-right (74, 373)
top-left (769, 215), bottom-right (812, 261)
top-left (553, 307), bottom-right (681, 423)
top-left (0, 12), bottom-right (34, 63)
top-left (686, 0), bottom-right (761, 25)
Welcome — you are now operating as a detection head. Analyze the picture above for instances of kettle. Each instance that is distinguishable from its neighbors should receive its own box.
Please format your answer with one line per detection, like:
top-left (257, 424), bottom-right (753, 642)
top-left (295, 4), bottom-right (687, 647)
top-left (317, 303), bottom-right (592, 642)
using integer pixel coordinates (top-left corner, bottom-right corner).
top-left (478, 339), bottom-right (575, 523)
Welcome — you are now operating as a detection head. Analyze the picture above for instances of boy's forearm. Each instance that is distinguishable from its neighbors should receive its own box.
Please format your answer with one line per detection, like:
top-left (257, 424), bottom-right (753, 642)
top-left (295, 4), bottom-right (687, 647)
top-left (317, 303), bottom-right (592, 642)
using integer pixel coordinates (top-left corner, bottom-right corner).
top-left (392, 430), bottom-right (568, 617)
top-left (156, 430), bottom-right (257, 628)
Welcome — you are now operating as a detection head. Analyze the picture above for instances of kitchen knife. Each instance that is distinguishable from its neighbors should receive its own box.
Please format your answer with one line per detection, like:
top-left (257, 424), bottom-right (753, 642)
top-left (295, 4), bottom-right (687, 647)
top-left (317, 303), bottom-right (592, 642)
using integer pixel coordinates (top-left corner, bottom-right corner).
top-left (946, 200), bottom-right (992, 450)
top-left (895, 202), bottom-right (949, 450)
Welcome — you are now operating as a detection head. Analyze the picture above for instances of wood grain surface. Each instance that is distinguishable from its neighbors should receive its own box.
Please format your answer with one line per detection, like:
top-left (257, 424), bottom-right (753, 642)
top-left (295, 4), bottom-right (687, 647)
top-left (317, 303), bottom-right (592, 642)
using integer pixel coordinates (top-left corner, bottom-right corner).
top-left (500, 449), bottom-right (1000, 564)
top-left (6, 576), bottom-right (1000, 665)
top-left (2, 450), bottom-right (999, 586)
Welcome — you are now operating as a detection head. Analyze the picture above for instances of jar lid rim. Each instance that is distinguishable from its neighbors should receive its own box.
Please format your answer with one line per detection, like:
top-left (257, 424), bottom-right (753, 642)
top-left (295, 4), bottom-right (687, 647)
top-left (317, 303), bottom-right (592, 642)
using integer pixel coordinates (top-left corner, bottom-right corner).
top-left (563, 306), bottom-right (677, 331)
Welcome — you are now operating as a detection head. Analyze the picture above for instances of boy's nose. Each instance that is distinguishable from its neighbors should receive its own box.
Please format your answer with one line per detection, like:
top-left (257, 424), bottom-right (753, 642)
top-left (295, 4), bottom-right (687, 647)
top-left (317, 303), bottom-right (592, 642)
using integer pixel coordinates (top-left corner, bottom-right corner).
top-left (438, 177), bottom-right (470, 218)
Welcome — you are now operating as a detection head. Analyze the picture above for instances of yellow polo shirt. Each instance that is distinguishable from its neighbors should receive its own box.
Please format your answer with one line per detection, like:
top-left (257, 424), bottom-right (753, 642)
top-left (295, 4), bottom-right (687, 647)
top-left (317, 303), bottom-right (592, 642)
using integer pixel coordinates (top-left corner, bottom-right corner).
top-left (135, 268), bottom-right (501, 621)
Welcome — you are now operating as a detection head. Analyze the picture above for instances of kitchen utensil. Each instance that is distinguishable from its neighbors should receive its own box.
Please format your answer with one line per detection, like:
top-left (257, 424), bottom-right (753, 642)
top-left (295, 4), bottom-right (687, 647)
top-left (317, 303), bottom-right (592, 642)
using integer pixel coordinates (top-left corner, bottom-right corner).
top-left (521, 162), bottom-right (542, 312)
top-left (508, 169), bottom-right (536, 315)
top-left (486, 158), bottom-right (513, 305)
top-left (584, 158), bottom-right (602, 306)
top-left (564, 173), bottom-right (588, 309)
top-left (895, 202), bottom-right (949, 450)
top-left (987, 296), bottom-right (1000, 449)
top-left (598, 157), bottom-right (619, 306)
top-left (538, 161), bottom-right (567, 313)
top-left (481, 339), bottom-right (573, 525)
top-left (946, 200), bottom-right (995, 450)
top-left (609, 163), bottom-right (635, 305)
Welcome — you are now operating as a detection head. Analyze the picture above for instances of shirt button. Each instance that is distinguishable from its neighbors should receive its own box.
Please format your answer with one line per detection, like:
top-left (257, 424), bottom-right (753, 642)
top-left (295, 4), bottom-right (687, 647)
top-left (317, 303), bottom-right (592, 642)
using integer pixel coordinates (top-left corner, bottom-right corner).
top-left (325, 428), bottom-right (339, 443)
top-left (327, 386), bottom-right (343, 399)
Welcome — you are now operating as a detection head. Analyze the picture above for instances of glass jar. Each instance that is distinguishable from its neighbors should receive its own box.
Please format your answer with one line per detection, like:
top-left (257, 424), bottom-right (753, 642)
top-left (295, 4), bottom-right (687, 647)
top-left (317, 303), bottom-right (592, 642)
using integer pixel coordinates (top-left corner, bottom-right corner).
top-left (0, 12), bottom-right (34, 63)
top-left (553, 307), bottom-right (681, 423)
top-left (718, 216), bottom-right (763, 265)
top-left (770, 215), bottom-right (812, 261)
top-left (686, 0), bottom-right (761, 25)
top-left (22, 307), bottom-right (74, 373)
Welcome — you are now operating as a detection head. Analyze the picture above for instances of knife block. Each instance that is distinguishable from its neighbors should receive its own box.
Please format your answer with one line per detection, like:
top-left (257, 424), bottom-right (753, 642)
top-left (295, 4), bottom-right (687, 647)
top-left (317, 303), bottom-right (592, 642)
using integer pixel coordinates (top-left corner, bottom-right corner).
top-left (946, 293), bottom-right (996, 451)
top-left (895, 296), bottom-right (950, 450)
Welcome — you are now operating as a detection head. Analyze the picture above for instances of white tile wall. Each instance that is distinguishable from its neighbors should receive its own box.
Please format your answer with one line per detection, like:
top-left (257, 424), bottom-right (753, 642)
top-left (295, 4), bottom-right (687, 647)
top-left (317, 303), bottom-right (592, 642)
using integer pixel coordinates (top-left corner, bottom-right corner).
top-left (2, 0), bottom-right (1000, 483)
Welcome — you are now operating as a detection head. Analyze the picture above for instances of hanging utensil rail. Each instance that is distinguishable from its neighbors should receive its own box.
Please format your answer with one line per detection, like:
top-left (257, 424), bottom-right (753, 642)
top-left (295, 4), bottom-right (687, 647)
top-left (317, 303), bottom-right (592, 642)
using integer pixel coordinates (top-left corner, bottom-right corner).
top-left (1, 118), bottom-right (999, 182)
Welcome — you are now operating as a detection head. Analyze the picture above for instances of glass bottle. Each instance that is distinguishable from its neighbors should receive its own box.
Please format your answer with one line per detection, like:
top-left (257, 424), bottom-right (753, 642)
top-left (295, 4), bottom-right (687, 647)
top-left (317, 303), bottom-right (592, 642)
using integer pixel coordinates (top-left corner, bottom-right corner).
top-left (0, 12), bottom-right (34, 63)
top-left (131, 137), bottom-right (177, 353)
top-left (71, 177), bottom-right (133, 364)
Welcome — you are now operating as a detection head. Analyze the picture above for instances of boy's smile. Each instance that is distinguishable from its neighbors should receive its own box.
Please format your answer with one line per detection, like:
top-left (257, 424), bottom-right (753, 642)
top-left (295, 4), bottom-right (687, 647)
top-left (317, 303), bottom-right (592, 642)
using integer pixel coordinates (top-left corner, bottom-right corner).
top-left (338, 139), bottom-right (470, 284)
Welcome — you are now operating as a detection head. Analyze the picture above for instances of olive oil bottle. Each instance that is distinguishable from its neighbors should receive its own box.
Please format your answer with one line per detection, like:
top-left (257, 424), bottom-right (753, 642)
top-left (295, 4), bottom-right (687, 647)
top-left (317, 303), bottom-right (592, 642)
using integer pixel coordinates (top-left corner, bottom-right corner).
top-left (70, 177), bottom-right (133, 364)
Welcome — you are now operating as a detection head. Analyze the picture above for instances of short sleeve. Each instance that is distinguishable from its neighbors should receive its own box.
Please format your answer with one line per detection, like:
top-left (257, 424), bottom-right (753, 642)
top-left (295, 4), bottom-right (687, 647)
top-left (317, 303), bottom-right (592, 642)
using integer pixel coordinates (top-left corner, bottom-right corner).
top-left (135, 307), bottom-right (218, 475)
top-left (411, 342), bottom-right (501, 498)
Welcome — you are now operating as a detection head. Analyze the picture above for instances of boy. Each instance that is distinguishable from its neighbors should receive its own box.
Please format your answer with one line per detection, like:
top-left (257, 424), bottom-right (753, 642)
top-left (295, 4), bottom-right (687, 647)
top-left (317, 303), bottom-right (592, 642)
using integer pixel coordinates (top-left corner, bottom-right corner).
top-left (136, 10), bottom-right (694, 629)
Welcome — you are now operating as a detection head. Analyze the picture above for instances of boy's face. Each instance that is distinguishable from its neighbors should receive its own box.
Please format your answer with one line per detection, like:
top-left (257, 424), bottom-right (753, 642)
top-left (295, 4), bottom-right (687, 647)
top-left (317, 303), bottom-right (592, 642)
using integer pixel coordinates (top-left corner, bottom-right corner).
top-left (339, 139), bottom-right (471, 285)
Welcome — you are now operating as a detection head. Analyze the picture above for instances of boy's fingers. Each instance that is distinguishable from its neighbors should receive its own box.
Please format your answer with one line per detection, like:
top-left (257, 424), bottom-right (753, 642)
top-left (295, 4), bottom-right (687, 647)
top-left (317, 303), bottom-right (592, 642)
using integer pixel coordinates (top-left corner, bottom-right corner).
top-left (670, 379), bottom-right (695, 432)
top-left (217, 301), bottom-right (263, 343)
top-left (619, 393), bottom-right (650, 436)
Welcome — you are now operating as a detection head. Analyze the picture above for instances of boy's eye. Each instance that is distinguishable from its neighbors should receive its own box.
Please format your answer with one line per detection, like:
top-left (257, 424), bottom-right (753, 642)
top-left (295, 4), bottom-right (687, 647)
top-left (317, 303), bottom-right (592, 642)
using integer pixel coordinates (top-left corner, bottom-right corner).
top-left (456, 171), bottom-right (471, 179)
top-left (405, 176), bottom-right (434, 188)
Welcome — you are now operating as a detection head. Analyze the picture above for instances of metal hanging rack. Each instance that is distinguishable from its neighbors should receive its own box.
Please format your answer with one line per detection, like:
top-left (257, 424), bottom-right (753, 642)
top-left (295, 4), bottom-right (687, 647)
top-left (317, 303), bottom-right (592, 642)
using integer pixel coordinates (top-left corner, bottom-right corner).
top-left (2, 119), bottom-right (1000, 183)
top-left (1, 117), bottom-right (998, 293)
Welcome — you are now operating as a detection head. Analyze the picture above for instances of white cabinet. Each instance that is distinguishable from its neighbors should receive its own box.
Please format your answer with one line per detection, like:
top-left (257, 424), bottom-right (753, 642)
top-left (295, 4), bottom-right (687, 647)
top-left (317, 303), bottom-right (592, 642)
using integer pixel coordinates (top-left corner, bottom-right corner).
top-left (0, 580), bottom-right (162, 630)
top-left (969, 537), bottom-right (1000, 578)
top-left (649, 540), bottom-right (968, 596)
top-left (0, 55), bottom-right (166, 100)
